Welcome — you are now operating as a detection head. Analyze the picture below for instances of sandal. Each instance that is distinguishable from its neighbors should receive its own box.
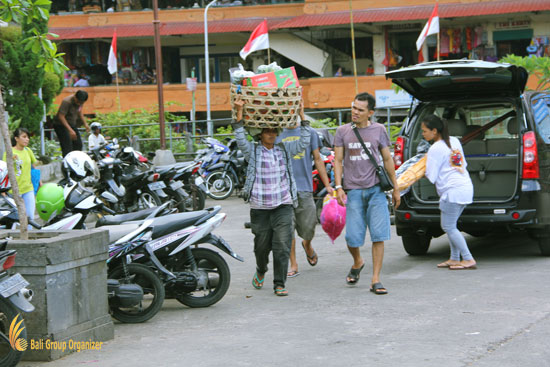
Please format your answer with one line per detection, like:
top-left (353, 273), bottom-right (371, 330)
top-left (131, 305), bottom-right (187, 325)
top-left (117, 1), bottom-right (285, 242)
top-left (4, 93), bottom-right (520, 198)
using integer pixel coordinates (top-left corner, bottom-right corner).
top-left (370, 282), bottom-right (388, 295)
top-left (274, 286), bottom-right (288, 296)
top-left (346, 263), bottom-right (365, 285)
top-left (302, 242), bottom-right (318, 266)
top-left (437, 261), bottom-right (458, 268)
top-left (252, 272), bottom-right (265, 289)
top-left (287, 270), bottom-right (300, 278)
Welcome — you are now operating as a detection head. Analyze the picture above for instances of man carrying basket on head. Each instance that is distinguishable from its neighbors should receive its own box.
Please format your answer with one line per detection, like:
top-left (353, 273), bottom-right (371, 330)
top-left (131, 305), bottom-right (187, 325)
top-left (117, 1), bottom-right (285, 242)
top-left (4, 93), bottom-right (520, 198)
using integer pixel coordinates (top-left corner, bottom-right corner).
top-left (232, 95), bottom-right (310, 297)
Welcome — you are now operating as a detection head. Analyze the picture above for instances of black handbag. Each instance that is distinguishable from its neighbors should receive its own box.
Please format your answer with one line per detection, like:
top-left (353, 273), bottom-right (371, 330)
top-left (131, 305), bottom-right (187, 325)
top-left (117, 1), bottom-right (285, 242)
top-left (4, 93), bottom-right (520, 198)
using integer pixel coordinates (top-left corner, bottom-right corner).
top-left (351, 123), bottom-right (394, 191)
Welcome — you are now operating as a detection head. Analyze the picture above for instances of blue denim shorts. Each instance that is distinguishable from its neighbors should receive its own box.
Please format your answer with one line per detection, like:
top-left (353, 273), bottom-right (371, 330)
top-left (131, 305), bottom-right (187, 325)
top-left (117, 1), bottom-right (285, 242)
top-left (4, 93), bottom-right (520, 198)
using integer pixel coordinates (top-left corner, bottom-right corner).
top-left (345, 186), bottom-right (391, 247)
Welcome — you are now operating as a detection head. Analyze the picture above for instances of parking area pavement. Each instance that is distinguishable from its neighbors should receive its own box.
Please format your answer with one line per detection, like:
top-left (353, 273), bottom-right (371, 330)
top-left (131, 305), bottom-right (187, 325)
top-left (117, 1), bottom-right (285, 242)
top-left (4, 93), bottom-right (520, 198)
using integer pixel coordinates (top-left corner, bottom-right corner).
top-left (21, 196), bottom-right (550, 367)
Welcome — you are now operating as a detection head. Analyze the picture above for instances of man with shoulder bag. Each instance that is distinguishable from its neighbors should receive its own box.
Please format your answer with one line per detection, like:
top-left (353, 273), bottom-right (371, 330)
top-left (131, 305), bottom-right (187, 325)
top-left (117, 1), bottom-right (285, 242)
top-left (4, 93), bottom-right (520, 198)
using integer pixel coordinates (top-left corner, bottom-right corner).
top-left (333, 92), bottom-right (400, 295)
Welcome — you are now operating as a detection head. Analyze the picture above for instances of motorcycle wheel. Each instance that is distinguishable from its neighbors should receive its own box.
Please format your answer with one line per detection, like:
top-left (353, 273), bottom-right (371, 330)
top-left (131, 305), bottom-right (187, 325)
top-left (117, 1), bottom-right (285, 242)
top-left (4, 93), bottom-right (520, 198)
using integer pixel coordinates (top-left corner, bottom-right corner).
top-left (137, 190), bottom-right (162, 211)
top-left (0, 298), bottom-right (26, 367)
top-left (108, 263), bottom-right (165, 323)
top-left (206, 170), bottom-right (234, 200)
top-left (164, 188), bottom-right (186, 213)
top-left (173, 248), bottom-right (230, 308)
top-left (183, 184), bottom-right (206, 211)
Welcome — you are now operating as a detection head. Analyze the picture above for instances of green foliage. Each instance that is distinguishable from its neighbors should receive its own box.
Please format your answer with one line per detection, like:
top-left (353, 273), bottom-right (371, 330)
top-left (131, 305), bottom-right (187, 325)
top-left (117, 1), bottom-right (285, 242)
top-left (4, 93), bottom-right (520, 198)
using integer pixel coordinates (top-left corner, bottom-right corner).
top-left (92, 107), bottom-right (189, 154)
top-left (389, 125), bottom-right (401, 142)
top-left (42, 71), bottom-right (64, 112)
top-left (0, 25), bottom-right (22, 42)
top-left (310, 118), bottom-right (338, 129)
top-left (500, 55), bottom-right (550, 91)
top-left (0, 0), bottom-right (67, 74)
top-left (0, 14), bottom-right (49, 134)
top-left (29, 135), bottom-right (61, 163)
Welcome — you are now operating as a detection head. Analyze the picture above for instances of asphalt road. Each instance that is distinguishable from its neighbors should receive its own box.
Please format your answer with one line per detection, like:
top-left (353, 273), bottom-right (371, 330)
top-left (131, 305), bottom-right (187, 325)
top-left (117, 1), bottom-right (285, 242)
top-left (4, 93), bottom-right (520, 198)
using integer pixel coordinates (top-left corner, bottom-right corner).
top-left (21, 196), bottom-right (550, 367)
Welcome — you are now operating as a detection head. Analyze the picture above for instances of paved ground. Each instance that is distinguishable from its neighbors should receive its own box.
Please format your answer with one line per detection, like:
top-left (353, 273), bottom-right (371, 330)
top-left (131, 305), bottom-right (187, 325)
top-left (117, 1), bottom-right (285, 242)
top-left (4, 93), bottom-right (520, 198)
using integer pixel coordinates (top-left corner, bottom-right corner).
top-left (20, 196), bottom-right (550, 367)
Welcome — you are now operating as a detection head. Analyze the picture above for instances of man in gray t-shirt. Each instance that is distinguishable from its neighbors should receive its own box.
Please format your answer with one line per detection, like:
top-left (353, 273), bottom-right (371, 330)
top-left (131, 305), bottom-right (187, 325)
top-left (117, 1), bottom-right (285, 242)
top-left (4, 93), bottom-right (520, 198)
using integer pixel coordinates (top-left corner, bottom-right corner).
top-left (333, 92), bottom-right (400, 295)
top-left (276, 116), bottom-right (333, 277)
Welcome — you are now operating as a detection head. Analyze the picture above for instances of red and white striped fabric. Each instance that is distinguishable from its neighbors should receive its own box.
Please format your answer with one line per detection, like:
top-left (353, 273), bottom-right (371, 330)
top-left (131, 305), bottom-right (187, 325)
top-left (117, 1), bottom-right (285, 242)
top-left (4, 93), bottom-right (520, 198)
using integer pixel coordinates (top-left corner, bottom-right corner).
top-left (239, 20), bottom-right (269, 60)
top-left (416, 3), bottom-right (439, 51)
top-left (107, 30), bottom-right (117, 74)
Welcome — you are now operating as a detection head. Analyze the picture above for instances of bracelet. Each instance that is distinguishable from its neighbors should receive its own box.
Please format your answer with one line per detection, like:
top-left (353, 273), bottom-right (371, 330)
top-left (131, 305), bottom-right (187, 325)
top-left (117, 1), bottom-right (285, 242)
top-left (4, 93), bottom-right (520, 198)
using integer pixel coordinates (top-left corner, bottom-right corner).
top-left (335, 185), bottom-right (343, 190)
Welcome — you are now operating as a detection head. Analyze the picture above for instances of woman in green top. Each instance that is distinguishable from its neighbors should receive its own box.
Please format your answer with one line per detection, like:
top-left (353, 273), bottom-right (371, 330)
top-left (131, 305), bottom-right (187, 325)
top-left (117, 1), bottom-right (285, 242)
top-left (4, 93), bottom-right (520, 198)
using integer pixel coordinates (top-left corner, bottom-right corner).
top-left (3, 128), bottom-right (40, 223)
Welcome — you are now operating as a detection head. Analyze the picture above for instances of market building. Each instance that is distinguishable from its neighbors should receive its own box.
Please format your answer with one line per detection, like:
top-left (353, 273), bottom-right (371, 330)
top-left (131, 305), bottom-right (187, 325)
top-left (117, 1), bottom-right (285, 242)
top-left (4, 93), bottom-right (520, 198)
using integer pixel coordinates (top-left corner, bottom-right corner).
top-left (49, 0), bottom-right (550, 116)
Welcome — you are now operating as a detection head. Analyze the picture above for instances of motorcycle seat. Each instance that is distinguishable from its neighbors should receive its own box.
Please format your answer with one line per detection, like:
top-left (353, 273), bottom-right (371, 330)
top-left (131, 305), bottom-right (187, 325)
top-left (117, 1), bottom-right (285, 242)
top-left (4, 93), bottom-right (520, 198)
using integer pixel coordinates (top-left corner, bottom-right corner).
top-left (150, 210), bottom-right (209, 239)
top-left (96, 207), bottom-right (159, 227)
top-left (103, 223), bottom-right (142, 243)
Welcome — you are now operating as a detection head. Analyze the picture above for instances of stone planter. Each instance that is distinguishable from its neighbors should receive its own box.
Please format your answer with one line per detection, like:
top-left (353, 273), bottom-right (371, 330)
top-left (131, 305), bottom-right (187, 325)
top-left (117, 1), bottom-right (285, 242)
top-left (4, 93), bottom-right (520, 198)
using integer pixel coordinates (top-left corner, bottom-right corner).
top-left (1, 229), bottom-right (114, 361)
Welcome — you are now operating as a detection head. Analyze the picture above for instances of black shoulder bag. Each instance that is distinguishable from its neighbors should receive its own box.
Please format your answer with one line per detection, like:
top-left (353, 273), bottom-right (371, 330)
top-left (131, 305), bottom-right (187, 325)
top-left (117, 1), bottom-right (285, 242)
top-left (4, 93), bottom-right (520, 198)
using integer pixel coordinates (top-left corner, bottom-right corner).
top-left (351, 123), bottom-right (394, 191)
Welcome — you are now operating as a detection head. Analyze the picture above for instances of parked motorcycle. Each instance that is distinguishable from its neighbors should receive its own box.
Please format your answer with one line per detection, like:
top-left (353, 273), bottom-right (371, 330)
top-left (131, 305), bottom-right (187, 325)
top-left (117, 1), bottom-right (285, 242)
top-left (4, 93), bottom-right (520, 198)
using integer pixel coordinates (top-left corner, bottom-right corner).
top-left (106, 205), bottom-right (243, 308)
top-left (0, 244), bottom-right (34, 366)
top-left (205, 140), bottom-right (247, 200)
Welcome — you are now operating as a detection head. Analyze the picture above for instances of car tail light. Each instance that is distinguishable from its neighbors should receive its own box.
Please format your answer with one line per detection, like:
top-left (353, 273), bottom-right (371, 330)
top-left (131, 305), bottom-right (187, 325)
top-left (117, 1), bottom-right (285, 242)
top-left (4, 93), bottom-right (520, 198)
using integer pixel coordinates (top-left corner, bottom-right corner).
top-left (404, 212), bottom-right (412, 220)
top-left (394, 136), bottom-right (405, 170)
top-left (1, 254), bottom-right (16, 270)
top-left (512, 212), bottom-right (520, 220)
top-left (522, 131), bottom-right (539, 179)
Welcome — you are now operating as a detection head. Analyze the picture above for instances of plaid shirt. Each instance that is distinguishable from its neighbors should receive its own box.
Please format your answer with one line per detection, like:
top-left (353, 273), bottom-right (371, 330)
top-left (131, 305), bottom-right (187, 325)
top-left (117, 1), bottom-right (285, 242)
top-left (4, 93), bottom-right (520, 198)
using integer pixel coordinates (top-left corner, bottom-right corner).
top-left (249, 145), bottom-right (292, 209)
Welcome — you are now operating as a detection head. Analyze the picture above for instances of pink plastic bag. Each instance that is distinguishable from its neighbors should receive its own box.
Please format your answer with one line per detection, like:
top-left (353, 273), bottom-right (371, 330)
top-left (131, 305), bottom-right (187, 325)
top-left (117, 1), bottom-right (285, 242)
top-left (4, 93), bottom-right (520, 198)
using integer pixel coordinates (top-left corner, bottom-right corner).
top-left (320, 193), bottom-right (346, 243)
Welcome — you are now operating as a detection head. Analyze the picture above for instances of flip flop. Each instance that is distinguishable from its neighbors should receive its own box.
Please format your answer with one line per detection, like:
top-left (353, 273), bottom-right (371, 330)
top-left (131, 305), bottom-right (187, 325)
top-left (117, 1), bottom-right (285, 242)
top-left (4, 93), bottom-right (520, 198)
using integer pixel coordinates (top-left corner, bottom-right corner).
top-left (449, 263), bottom-right (477, 270)
top-left (437, 261), bottom-right (458, 268)
top-left (346, 263), bottom-right (365, 285)
top-left (287, 270), bottom-right (300, 278)
top-left (370, 282), bottom-right (388, 295)
top-left (302, 242), bottom-right (318, 266)
top-left (274, 287), bottom-right (288, 296)
top-left (252, 272), bottom-right (265, 289)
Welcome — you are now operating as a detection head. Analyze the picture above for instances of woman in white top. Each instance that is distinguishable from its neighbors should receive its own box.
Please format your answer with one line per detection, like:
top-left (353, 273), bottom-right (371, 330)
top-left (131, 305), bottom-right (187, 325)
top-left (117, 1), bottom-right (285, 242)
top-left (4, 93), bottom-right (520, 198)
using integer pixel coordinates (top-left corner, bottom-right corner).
top-left (422, 115), bottom-right (477, 270)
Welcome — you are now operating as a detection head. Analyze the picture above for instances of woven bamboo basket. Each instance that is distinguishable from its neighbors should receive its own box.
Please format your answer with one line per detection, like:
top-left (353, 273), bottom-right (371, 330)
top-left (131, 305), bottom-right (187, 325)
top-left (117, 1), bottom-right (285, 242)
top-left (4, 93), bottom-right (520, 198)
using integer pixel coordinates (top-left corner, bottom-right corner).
top-left (230, 85), bottom-right (302, 128)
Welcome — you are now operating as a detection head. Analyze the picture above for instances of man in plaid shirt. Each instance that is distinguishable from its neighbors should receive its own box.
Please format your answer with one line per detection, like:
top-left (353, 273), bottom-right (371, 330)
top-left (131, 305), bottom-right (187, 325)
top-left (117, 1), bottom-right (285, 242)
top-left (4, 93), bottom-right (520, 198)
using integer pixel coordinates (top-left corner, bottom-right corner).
top-left (233, 96), bottom-right (310, 296)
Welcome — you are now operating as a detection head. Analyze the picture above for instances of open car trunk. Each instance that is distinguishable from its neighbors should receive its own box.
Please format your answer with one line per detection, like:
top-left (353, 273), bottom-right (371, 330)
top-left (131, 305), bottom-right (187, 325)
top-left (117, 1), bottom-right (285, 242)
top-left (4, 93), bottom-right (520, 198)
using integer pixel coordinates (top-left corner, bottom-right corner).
top-left (407, 101), bottom-right (521, 203)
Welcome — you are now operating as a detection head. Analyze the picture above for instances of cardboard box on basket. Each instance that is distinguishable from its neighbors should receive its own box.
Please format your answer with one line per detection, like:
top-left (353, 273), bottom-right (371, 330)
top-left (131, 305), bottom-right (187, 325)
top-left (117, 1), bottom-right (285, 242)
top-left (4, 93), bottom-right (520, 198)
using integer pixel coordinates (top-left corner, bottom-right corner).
top-left (244, 67), bottom-right (300, 88)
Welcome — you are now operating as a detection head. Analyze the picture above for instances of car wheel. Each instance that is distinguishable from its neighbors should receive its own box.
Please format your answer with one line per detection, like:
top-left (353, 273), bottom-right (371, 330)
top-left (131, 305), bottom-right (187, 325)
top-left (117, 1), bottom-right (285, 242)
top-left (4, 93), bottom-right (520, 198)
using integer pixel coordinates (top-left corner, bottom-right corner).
top-left (402, 234), bottom-right (431, 256)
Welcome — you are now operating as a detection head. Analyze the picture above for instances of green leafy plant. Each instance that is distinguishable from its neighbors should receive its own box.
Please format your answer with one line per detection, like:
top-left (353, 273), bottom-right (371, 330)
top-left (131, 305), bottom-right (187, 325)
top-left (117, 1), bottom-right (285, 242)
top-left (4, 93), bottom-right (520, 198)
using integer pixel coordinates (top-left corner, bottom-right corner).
top-left (500, 55), bottom-right (550, 91)
top-left (92, 106), bottom-right (189, 154)
top-left (29, 135), bottom-right (61, 163)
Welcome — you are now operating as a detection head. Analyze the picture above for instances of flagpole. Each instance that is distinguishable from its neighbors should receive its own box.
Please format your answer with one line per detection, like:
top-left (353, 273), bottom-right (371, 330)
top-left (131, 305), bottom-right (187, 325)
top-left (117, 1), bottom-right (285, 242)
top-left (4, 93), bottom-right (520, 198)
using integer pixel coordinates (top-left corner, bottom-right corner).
top-left (267, 48), bottom-right (271, 64)
top-left (115, 72), bottom-right (120, 111)
top-left (436, 0), bottom-right (440, 61)
top-left (348, 0), bottom-right (358, 95)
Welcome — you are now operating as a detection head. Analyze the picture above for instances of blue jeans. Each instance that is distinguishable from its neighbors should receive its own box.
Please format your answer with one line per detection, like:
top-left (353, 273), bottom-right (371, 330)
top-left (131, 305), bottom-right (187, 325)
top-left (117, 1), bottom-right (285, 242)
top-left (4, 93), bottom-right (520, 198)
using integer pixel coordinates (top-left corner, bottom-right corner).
top-left (345, 186), bottom-right (391, 247)
top-left (22, 191), bottom-right (35, 230)
top-left (439, 199), bottom-right (473, 261)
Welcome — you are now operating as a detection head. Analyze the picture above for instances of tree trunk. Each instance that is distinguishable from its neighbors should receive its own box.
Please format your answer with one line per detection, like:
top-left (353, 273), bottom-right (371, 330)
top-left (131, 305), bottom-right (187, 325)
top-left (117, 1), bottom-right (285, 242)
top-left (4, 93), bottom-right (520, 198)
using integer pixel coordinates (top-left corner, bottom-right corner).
top-left (0, 89), bottom-right (29, 239)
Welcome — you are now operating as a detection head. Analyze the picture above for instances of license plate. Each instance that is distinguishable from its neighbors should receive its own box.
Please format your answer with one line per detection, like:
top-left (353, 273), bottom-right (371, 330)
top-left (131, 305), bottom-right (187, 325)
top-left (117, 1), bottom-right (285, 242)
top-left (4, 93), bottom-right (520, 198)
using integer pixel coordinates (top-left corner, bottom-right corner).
top-left (0, 273), bottom-right (29, 298)
top-left (195, 176), bottom-right (205, 186)
top-left (148, 181), bottom-right (166, 190)
top-left (170, 181), bottom-right (184, 190)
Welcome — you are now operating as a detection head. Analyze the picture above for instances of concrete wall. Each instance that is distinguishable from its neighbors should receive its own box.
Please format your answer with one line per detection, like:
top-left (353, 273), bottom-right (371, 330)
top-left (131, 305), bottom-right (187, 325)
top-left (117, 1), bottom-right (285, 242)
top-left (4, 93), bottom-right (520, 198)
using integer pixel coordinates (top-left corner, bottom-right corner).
top-left (3, 229), bottom-right (114, 361)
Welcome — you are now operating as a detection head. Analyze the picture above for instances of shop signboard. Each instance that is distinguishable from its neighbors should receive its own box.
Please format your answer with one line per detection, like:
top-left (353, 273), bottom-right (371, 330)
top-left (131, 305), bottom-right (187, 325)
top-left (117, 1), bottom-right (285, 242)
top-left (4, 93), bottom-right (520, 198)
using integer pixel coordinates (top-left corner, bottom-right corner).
top-left (375, 89), bottom-right (412, 108)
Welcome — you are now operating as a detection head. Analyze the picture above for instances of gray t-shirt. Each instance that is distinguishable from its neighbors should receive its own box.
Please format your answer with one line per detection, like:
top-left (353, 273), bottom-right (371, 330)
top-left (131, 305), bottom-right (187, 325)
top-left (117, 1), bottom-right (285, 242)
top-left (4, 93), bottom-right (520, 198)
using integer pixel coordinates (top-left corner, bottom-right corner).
top-left (334, 122), bottom-right (390, 190)
top-left (277, 126), bottom-right (319, 192)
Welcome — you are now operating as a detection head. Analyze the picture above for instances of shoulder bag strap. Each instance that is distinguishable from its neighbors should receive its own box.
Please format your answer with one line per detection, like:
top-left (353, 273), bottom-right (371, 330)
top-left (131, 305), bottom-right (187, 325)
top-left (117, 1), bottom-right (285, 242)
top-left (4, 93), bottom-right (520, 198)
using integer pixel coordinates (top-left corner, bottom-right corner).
top-left (351, 123), bottom-right (380, 168)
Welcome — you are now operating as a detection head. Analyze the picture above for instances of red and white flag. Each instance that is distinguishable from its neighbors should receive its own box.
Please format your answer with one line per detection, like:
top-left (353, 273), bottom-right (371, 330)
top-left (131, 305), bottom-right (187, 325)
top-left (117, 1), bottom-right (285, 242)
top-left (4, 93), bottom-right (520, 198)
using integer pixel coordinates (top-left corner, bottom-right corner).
top-left (239, 20), bottom-right (269, 60)
top-left (416, 3), bottom-right (439, 51)
top-left (107, 30), bottom-right (117, 74)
